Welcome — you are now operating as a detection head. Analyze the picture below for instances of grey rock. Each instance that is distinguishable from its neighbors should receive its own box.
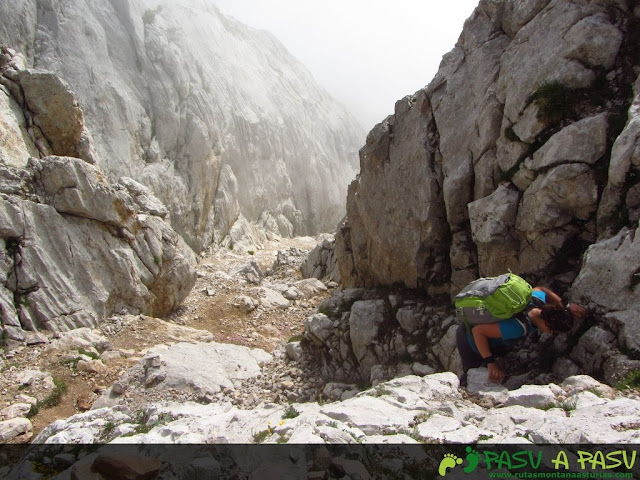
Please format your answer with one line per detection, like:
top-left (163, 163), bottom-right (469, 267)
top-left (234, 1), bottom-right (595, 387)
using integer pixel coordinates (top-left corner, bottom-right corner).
top-left (304, 314), bottom-right (333, 345)
top-left (564, 14), bottom-right (623, 69)
top-left (527, 113), bottom-right (609, 171)
top-left (570, 226), bottom-right (640, 313)
top-left (468, 184), bottom-right (521, 275)
top-left (504, 385), bottom-right (557, 409)
top-left (97, 341), bottom-right (272, 407)
top-left (18, 69), bottom-right (96, 163)
top-left (285, 341), bottom-right (304, 362)
top-left (0, 403), bottom-right (31, 420)
top-left (598, 74), bottom-right (640, 237)
top-left (349, 300), bottom-right (387, 376)
top-left (301, 235), bottom-right (340, 283)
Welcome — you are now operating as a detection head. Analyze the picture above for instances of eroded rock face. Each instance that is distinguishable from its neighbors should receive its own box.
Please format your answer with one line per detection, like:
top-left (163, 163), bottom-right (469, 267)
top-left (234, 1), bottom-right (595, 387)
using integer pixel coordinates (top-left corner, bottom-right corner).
top-left (337, 0), bottom-right (638, 295)
top-left (0, 0), bottom-right (363, 252)
top-left (326, 0), bottom-right (640, 388)
top-left (0, 155), bottom-right (197, 339)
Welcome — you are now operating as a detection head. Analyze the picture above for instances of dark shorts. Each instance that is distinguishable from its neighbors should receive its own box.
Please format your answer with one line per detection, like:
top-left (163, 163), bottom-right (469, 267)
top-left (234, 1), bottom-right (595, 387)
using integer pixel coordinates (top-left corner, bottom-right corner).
top-left (455, 324), bottom-right (483, 379)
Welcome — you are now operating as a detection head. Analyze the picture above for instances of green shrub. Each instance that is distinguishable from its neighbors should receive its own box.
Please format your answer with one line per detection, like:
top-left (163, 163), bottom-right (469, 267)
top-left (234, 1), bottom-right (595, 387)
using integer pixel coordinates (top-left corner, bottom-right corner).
top-left (26, 403), bottom-right (39, 418)
top-left (530, 81), bottom-right (575, 122)
top-left (287, 334), bottom-right (304, 343)
top-left (282, 405), bottom-right (300, 419)
top-left (39, 378), bottom-right (68, 408)
top-left (252, 426), bottom-right (274, 443)
top-left (616, 370), bottom-right (640, 391)
top-left (77, 348), bottom-right (99, 360)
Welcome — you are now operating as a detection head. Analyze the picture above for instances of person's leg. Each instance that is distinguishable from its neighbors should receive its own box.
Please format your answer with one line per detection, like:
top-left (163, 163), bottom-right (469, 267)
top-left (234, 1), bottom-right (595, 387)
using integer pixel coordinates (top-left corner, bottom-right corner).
top-left (456, 324), bottom-right (483, 387)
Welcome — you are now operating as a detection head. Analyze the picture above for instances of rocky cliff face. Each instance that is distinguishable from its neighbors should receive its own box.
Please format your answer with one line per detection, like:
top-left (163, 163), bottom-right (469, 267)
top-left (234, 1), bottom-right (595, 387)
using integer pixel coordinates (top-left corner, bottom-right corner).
top-left (324, 0), bottom-right (640, 387)
top-left (0, 47), bottom-right (198, 339)
top-left (337, 0), bottom-right (638, 294)
top-left (0, 0), bottom-right (363, 252)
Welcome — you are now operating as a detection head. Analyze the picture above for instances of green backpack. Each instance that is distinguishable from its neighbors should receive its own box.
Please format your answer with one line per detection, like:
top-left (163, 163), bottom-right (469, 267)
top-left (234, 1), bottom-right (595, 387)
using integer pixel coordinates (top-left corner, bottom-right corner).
top-left (454, 273), bottom-right (533, 329)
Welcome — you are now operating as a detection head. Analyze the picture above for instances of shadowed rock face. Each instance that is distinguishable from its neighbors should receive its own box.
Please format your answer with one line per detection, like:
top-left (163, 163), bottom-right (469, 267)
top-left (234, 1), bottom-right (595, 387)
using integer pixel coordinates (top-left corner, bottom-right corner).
top-left (337, 0), bottom-right (639, 297)
top-left (0, 0), bottom-right (363, 252)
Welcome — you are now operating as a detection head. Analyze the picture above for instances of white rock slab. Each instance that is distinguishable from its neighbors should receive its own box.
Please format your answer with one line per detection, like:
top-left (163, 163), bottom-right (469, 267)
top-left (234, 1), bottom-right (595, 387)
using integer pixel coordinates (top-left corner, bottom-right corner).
top-left (504, 385), bottom-right (557, 409)
top-left (319, 396), bottom-right (419, 435)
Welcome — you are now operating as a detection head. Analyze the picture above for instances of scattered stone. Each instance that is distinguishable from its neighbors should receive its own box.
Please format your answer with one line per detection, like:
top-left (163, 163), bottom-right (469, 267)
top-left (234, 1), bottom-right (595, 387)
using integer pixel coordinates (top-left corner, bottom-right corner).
top-left (76, 359), bottom-right (108, 375)
top-left (0, 417), bottom-right (32, 442)
top-left (233, 295), bottom-right (259, 312)
top-left (0, 403), bottom-right (31, 420)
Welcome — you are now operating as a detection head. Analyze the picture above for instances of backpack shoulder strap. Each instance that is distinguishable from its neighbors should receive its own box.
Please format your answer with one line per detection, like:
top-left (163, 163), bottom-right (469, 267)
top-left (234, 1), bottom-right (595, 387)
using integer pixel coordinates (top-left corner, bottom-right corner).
top-left (513, 295), bottom-right (545, 334)
top-left (529, 295), bottom-right (545, 309)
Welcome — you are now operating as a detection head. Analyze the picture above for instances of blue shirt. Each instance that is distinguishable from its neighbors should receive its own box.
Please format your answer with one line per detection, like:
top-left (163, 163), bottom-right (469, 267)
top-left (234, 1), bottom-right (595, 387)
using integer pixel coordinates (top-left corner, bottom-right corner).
top-left (467, 290), bottom-right (546, 354)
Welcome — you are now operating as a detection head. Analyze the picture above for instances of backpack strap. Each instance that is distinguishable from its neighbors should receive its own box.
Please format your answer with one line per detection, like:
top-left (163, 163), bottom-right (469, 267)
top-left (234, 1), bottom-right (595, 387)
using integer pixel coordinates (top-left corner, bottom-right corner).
top-left (514, 295), bottom-right (545, 334)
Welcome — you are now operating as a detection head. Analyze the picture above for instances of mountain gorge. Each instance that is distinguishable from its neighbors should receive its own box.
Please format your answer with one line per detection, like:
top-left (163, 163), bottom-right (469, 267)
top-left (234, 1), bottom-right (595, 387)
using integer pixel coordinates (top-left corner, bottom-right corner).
top-left (0, 0), bottom-right (363, 252)
top-left (2, 0), bottom-right (640, 471)
top-left (0, 0), bottom-right (363, 339)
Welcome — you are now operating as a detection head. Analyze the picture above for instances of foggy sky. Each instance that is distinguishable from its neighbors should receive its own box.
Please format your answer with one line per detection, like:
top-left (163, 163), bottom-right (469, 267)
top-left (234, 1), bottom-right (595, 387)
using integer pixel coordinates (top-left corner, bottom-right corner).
top-left (213, 0), bottom-right (479, 132)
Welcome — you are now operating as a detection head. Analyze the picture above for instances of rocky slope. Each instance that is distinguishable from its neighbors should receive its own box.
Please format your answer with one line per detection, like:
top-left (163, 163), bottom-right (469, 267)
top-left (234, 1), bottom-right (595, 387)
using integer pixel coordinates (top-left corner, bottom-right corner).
top-left (0, 237), bottom-right (331, 447)
top-left (338, 0), bottom-right (639, 293)
top-left (3, 1), bottom-right (640, 474)
top-left (0, 0), bottom-right (363, 252)
top-left (2, 238), bottom-right (639, 477)
top-left (329, 0), bottom-right (640, 387)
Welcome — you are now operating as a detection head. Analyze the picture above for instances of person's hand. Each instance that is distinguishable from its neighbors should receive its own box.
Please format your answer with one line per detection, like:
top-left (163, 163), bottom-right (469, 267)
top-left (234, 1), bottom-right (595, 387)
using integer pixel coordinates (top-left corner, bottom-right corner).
top-left (568, 303), bottom-right (587, 320)
top-left (487, 362), bottom-right (504, 384)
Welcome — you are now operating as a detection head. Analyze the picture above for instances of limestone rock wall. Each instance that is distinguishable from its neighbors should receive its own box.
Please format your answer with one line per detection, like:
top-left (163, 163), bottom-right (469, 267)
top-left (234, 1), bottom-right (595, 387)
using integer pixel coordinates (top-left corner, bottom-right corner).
top-left (0, 156), bottom-right (197, 340)
top-left (328, 0), bottom-right (640, 387)
top-left (0, 0), bottom-right (363, 252)
top-left (337, 0), bottom-right (640, 297)
top-left (0, 48), bottom-right (196, 341)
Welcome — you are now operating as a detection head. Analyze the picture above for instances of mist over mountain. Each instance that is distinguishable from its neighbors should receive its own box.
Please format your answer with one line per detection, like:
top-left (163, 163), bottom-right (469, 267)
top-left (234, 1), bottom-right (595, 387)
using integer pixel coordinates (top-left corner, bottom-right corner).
top-left (1, 0), bottom-right (363, 252)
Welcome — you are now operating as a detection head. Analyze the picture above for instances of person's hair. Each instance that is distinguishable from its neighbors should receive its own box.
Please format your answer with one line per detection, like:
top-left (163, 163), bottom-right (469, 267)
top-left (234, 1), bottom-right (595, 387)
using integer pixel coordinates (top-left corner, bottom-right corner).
top-left (540, 305), bottom-right (573, 333)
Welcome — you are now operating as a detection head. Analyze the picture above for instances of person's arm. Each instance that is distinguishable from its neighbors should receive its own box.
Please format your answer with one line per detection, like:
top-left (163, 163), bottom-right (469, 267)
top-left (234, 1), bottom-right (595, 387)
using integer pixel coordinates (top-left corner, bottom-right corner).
top-left (533, 286), bottom-right (587, 319)
top-left (533, 286), bottom-right (562, 307)
top-left (471, 323), bottom-right (505, 383)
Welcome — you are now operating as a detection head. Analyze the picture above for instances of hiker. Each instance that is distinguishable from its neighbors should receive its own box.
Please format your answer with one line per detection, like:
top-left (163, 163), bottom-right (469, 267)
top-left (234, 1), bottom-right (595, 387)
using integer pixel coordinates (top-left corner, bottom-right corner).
top-left (456, 284), bottom-right (587, 386)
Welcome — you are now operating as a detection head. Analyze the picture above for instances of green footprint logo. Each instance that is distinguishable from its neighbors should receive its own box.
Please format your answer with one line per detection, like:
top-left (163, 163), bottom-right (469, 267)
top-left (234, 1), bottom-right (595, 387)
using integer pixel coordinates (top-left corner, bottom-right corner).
top-left (438, 453), bottom-right (463, 476)
top-left (463, 446), bottom-right (481, 473)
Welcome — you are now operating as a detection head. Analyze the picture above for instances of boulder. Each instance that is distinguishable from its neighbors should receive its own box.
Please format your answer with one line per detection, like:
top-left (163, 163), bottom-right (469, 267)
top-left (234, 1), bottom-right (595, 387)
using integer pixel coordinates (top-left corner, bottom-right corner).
top-left (95, 342), bottom-right (272, 407)
top-left (0, 156), bottom-right (197, 335)
top-left (18, 69), bottom-right (96, 163)
top-left (504, 385), bottom-right (557, 409)
top-left (0, 417), bottom-right (32, 442)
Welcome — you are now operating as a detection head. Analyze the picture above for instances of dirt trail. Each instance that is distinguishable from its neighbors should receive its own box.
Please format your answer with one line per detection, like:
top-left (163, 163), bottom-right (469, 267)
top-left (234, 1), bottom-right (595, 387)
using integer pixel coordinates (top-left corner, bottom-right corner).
top-left (0, 236), bottom-right (330, 441)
